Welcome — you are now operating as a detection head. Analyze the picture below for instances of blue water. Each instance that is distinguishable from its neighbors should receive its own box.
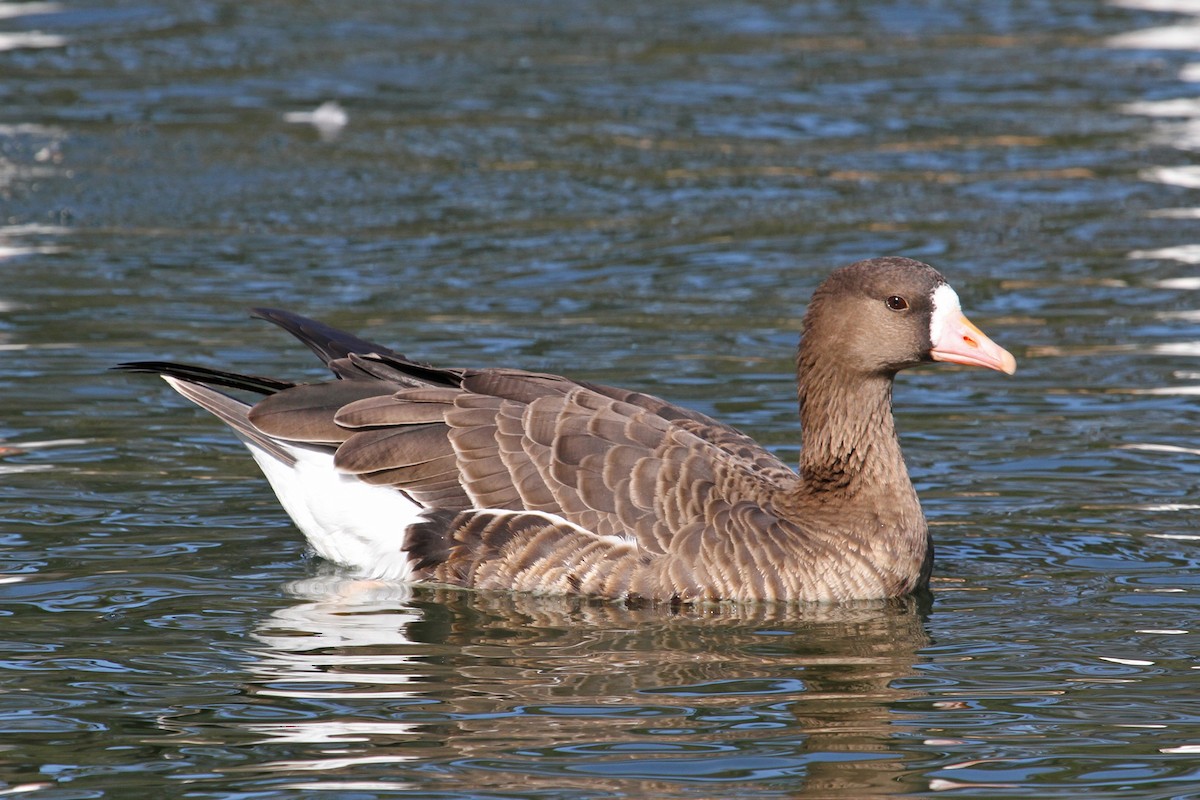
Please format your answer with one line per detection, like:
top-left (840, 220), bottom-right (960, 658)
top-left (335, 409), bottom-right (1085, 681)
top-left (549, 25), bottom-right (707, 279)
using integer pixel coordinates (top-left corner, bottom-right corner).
top-left (2, 0), bottom-right (1200, 797)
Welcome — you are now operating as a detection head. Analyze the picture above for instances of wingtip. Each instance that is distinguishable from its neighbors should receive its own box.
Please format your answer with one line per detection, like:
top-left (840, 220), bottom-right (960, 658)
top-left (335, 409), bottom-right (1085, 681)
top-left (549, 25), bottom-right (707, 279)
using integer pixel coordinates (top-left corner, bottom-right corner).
top-left (112, 360), bottom-right (171, 375)
top-left (248, 306), bottom-right (287, 323)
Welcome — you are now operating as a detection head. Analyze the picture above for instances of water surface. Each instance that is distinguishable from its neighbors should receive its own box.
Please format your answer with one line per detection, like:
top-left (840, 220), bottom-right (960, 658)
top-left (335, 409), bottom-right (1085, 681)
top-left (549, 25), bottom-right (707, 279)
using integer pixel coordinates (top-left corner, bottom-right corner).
top-left (2, 0), bottom-right (1200, 797)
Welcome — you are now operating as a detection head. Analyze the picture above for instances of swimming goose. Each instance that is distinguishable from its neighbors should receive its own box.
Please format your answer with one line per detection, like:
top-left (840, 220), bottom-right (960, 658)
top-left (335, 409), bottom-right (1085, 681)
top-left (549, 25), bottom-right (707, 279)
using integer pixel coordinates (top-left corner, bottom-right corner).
top-left (118, 257), bottom-right (1015, 604)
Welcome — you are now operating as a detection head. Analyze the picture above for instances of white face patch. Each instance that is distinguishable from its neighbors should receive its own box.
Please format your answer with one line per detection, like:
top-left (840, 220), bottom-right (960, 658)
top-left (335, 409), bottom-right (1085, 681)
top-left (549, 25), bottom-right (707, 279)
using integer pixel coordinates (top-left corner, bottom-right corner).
top-left (928, 283), bottom-right (962, 348)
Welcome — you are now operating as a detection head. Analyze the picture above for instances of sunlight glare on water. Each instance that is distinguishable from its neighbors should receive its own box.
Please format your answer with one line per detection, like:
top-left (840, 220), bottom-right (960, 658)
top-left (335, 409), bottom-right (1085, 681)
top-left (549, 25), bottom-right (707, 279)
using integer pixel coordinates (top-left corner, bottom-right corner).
top-left (2, 0), bottom-right (1200, 797)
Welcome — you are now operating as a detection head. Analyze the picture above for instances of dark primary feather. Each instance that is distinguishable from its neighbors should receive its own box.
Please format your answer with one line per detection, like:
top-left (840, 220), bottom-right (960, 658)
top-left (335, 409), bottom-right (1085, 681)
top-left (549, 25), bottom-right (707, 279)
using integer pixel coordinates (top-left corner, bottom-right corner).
top-left (250, 307), bottom-right (464, 387)
top-left (249, 307), bottom-right (401, 365)
top-left (115, 361), bottom-right (295, 395)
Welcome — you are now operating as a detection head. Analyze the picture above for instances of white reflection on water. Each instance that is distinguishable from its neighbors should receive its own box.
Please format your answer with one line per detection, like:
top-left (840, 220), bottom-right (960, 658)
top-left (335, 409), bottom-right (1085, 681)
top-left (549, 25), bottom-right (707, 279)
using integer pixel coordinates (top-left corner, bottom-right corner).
top-left (0, 161), bottom-right (66, 212)
top-left (1099, 656), bottom-right (1156, 666)
top-left (1128, 244), bottom-right (1200, 263)
top-left (1107, 1), bottom-right (1200, 42)
top-left (1153, 276), bottom-right (1200, 288)
top-left (0, 32), bottom-right (64, 50)
top-left (247, 722), bottom-right (421, 747)
top-left (243, 576), bottom-right (424, 747)
top-left (929, 778), bottom-right (1020, 792)
top-left (0, 156), bottom-right (70, 267)
top-left (1148, 207), bottom-right (1200, 218)
top-left (276, 781), bottom-right (415, 792)
top-left (0, 783), bottom-right (54, 796)
top-left (1028, 342), bottom-right (1200, 357)
top-left (0, 437), bottom-right (91, 475)
top-left (0, 1), bottom-right (66, 51)
top-left (0, 2), bottom-right (61, 18)
top-left (1108, 22), bottom-right (1200, 49)
top-left (1140, 166), bottom-right (1200, 189)
top-left (1111, 0), bottom-right (1200, 261)
top-left (1108, 0), bottom-right (1200, 48)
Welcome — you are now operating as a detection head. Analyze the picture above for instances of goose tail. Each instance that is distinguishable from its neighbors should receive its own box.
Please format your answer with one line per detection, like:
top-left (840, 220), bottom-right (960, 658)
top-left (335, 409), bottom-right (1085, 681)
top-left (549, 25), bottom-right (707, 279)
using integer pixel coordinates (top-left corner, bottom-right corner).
top-left (116, 364), bottom-right (423, 580)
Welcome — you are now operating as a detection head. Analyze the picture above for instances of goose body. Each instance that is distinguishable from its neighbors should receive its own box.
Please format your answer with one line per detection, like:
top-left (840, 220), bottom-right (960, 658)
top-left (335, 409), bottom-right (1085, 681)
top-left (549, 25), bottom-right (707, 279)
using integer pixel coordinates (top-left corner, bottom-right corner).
top-left (119, 257), bottom-right (1015, 604)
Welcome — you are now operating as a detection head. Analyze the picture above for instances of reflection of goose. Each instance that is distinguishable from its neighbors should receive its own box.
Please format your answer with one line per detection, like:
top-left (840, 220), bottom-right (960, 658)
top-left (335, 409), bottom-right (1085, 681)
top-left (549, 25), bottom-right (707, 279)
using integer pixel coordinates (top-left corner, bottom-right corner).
top-left (119, 258), bottom-right (1014, 603)
top-left (236, 585), bottom-right (931, 796)
top-left (242, 576), bottom-right (424, 748)
top-left (253, 575), bottom-right (418, 659)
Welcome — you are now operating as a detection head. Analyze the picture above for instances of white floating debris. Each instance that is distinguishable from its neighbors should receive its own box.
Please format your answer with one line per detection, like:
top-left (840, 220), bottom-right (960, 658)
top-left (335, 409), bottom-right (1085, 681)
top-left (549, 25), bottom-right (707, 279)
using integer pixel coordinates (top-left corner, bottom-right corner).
top-left (1161, 745), bottom-right (1200, 754)
top-left (1098, 656), bottom-right (1155, 666)
top-left (1135, 629), bottom-right (1188, 634)
top-left (283, 101), bottom-right (348, 141)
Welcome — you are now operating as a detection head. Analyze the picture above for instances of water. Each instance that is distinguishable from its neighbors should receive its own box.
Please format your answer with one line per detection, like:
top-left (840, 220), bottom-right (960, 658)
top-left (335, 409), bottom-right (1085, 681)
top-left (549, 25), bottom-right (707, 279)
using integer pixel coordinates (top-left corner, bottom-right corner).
top-left (2, 0), bottom-right (1200, 796)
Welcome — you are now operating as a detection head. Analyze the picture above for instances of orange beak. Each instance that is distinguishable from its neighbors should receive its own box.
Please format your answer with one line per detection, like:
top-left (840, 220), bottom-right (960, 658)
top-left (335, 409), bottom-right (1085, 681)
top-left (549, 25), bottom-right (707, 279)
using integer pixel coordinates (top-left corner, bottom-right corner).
top-left (930, 312), bottom-right (1017, 375)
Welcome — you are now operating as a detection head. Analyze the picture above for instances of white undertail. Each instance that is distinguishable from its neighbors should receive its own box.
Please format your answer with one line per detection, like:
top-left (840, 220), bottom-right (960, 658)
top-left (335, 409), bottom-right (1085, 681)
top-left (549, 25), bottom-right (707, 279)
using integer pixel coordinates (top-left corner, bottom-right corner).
top-left (240, 438), bottom-right (423, 580)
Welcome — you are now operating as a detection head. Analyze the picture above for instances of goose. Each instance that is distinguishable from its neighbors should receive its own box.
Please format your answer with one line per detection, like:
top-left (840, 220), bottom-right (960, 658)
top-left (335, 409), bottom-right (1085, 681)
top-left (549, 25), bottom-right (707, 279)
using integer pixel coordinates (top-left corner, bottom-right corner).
top-left (118, 257), bottom-right (1015, 604)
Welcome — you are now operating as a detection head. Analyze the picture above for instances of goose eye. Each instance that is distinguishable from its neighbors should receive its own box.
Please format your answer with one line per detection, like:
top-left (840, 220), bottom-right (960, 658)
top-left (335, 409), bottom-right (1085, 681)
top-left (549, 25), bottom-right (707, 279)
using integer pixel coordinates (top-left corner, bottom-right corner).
top-left (886, 295), bottom-right (909, 311)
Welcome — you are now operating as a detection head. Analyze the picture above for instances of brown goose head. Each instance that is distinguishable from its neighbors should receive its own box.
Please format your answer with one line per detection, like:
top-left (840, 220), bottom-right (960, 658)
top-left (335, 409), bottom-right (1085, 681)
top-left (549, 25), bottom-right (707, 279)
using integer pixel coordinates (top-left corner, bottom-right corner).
top-left (795, 257), bottom-right (1014, 493)
top-left (799, 257), bottom-right (1016, 380)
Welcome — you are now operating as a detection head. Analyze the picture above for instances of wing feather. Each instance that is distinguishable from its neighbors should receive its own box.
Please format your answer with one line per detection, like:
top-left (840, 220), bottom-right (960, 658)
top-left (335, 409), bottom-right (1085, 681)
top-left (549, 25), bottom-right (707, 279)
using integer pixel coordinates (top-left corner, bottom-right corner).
top-left (249, 382), bottom-right (396, 443)
top-left (335, 424), bottom-right (455, 474)
top-left (245, 363), bottom-right (806, 599)
top-left (335, 389), bottom-right (457, 427)
top-left (128, 309), bottom-right (827, 602)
